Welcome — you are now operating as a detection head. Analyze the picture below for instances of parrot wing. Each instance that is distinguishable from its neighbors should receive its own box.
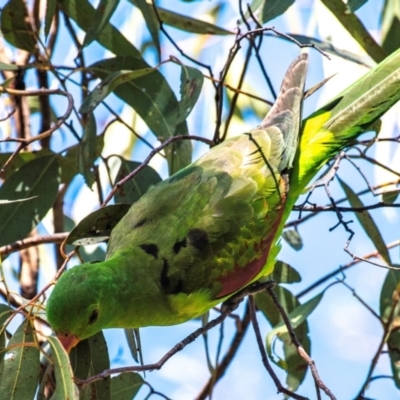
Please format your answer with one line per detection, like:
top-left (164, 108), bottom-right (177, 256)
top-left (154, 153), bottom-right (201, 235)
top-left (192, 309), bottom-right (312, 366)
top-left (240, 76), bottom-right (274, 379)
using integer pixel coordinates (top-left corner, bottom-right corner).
top-left (106, 54), bottom-right (308, 301)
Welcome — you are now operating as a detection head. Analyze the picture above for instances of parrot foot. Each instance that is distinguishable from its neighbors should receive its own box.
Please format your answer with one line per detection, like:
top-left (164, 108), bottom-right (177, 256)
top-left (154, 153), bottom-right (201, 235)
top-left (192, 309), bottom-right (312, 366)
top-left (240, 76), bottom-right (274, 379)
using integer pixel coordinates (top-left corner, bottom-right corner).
top-left (221, 280), bottom-right (276, 313)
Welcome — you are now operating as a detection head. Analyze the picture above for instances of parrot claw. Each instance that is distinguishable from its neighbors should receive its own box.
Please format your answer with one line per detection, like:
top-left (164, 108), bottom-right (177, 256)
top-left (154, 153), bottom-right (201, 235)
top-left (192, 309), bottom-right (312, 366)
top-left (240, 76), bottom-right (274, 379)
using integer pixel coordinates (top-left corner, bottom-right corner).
top-left (221, 280), bottom-right (276, 313)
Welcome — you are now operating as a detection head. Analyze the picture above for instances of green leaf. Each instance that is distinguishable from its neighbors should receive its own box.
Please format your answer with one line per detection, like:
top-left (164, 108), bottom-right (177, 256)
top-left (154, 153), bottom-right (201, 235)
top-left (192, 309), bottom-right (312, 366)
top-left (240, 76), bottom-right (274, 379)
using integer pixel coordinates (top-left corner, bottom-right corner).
top-left (379, 268), bottom-right (400, 388)
top-left (286, 34), bottom-right (373, 67)
top-left (282, 229), bottom-right (303, 251)
top-left (387, 329), bottom-right (400, 388)
top-left (0, 149), bottom-right (55, 180)
top-left (79, 332), bottom-right (111, 400)
top-left (1, 0), bottom-right (36, 52)
top-left (69, 340), bottom-right (91, 381)
top-left (130, 0), bottom-right (160, 56)
top-left (260, 0), bottom-right (295, 23)
top-left (80, 69), bottom-right (156, 114)
top-left (0, 155), bottom-right (60, 247)
top-left (379, 268), bottom-right (400, 323)
top-left (48, 336), bottom-right (78, 400)
top-left (60, 138), bottom-right (104, 184)
top-left (265, 291), bottom-right (323, 342)
top-left (147, 5), bottom-right (233, 35)
top-left (382, 189), bottom-right (400, 204)
top-left (347, 0), bottom-right (368, 12)
top-left (177, 64), bottom-right (204, 124)
top-left (124, 329), bottom-right (139, 363)
top-left (338, 178), bottom-right (392, 265)
top-left (0, 304), bottom-right (14, 381)
top-left (66, 204), bottom-right (131, 246)
top-left (110, 373), bottom-right (144, 400)
top-left (271, 261), bottom-right (301, 284)
top-left (0, 319), bottom-right (40, 400)
top-left (256, 287), bottom-right (311, 390)
top-left (113, 159), bottom-right (162, 204)
top-left (78, 114), bottom-right (98, 187)
top-left (90, 56), bottom-right (192, 174)
top-left (59, 0), bottom-right (142, 58)
top-left (44, 0), bottom-right (57, 39)
top-left (83, 0), bottom-right (119, 47)
top-left (381, 0), bottom-right (400, 55)
top-left (69, 332), bottom-right (111, 399)
top-left (0, 62), bottom-right (19, 71)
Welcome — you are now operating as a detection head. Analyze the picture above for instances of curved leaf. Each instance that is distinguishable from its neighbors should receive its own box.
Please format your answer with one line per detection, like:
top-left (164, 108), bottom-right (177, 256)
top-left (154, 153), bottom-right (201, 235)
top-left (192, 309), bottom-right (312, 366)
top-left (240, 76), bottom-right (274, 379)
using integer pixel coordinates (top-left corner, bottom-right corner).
top-left (1, 0), bottom-right (36, 52)
top-left (80, 69), bottom-right (156, 114)
top-left (111, 372), bottom-right (144, 400)
top-left (67, 204), bottom-right (131, 246)
top-left (59, 0), bottom-right (142, 58)
top-left (48, 336), bottom-right (78, 400)
top-left (114, 159), bottom-right (162, 204)
top-left (338, 177), bottom-right (392, 265)
top-left (90, 56), bottom-right (192, 174)
top-left (147, 4), bottom-right (233, 35)
top-left (0, 155), bottom-right (60, 247)
top-left (83, 0), bottom-right (119, 47)
top-left (256, 287), bottom-right (312, 390)
top-left (0, 319), bottom-right (40, 400)
top-left (271, 261), bottom-right (301, 284)
top-left (177, 64), bottom-right (204, 124)
top-left (282, 229), bottom-right (303, 251)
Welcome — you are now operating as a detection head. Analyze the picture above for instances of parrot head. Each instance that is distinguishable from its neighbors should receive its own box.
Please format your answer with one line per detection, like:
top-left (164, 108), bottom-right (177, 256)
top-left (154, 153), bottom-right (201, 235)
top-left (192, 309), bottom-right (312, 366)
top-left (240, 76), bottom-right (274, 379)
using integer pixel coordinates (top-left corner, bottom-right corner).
top-left (47, 262), bottom-right (110, 352)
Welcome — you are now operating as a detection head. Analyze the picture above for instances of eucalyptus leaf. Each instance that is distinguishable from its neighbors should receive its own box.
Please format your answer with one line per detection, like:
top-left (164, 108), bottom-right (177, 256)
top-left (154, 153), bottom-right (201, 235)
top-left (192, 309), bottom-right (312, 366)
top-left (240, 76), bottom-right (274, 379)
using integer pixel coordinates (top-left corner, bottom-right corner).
top-left (347, 0), bottom-right (368, 12)
top-left (379, 268), bottom-right (400, 388)
top-left (1, 0), bottom-right (36, 52)
top-left (146, 4), bottom-right (233, 35)
top-left (78, 114), bottom-right (100, 187)
top-left (271, 261), bottom-right (301, 284)
top-left (83, 0), bottom-right (119, 47)
top-left (130, 0), bottom-right (160, 56)
top-left (114, 159), bottom-right (162, 204)
top-left (282, 229), bottom-right (303, 251)
top-left (80, 69), bottom-right (156, 114)
top-left (90, 56), bottom-right (192, 174)
top-left (0, 155), bottom-right (60, 247)
top-left (59, 0), bottom-right (142, 58)
top-left (338, 178), bottom-right (392, 265)
top-left (79, 332), bottom-right (110, 400)
top-left (261, 0), bottom-right (295, 23)
top-left (0, 319), bottom-right (40, 400)
top-left (48, 336), bottom-right (78, 400)
top-left (67, 204), bottom-right (131, 245)
top-left (255, 286), bottom-right (310, 390)
top-left (44, 0), bottom-right (57, 39)
top-left (110, 372), bottom-right (144, 400)
top-left (177, 64), bottom-right (204, 124)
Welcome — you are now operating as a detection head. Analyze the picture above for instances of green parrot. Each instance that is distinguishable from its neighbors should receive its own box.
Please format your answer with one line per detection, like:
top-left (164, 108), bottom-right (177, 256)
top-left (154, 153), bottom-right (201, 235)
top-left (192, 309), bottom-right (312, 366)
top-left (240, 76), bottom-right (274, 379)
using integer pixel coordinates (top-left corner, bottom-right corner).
top-left (47, 47), bottom-right (400, 352)
top-left (47, 54), bottom-right (308, 351)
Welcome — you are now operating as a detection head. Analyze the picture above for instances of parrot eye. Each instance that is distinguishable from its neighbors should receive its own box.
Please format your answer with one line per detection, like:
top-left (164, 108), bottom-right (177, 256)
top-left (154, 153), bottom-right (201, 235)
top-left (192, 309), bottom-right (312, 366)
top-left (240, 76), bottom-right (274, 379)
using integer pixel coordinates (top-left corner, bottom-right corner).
top-left (88, 309), bottom-right (98, 324)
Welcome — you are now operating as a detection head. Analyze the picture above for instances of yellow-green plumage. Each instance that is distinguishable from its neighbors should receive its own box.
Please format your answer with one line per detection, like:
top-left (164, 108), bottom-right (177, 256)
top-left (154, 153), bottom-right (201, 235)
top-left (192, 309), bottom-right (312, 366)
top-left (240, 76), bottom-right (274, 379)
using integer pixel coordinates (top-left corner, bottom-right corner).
top-left (47, 55), bottom-right (308, 345)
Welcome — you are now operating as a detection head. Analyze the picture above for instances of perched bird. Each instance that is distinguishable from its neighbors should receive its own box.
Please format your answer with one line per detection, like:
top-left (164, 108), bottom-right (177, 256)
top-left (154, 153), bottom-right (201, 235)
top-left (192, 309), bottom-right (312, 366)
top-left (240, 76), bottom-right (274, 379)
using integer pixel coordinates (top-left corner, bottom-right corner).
top-left (47, 47), bottom-right (400, 352)
top-left (47, 54), bottom-right (308, 351)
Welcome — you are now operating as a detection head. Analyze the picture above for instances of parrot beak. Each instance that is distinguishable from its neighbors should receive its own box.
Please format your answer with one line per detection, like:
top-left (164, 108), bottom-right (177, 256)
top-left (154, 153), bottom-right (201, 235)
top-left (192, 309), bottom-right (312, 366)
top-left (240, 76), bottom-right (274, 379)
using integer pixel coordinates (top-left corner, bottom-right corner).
top-left (57, 333), bottom-right (80, 353)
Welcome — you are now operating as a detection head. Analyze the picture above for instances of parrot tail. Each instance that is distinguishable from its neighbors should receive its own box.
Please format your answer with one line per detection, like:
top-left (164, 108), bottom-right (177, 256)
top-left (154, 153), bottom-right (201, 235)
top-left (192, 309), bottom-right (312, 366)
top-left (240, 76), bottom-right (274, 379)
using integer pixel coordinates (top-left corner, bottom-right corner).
top-left (260, 53), bottom-right (308, 172)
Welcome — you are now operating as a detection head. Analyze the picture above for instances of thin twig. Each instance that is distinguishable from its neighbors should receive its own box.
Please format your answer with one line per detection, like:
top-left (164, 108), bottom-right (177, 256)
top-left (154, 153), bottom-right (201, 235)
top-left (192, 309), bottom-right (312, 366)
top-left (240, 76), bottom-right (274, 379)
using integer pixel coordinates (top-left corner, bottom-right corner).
top-left (248, 296), bottom-right (309, 400)
top-left (0, 233), bottom-right (68, 257)
top-left (101, 135), bottom-right (214, 206)
top-left (0, 87), bottom-right (74, 178)
top-left (196, 304), bottom-right (252, 400)
top-left (266, 286), bottom-right (337, 400)
top-left (297, 240), bottom-right (400, 298)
